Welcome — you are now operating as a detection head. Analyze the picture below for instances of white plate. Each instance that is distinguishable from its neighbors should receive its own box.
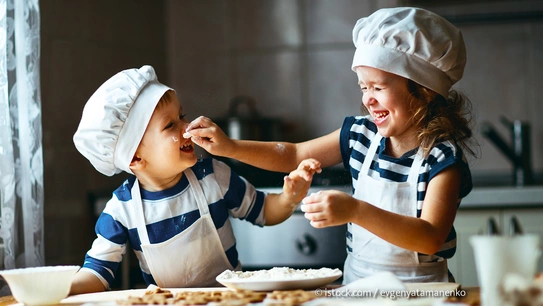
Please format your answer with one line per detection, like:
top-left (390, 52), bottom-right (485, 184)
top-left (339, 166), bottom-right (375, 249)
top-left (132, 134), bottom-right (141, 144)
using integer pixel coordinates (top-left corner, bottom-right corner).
top-left (217, 270), bottom-right (342, 291)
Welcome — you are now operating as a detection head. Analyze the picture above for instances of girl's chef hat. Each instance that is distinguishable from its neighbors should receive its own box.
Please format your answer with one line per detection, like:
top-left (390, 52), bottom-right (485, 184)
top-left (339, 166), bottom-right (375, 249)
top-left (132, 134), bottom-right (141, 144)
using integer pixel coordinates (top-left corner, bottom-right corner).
top-left (352, 7), bottom-right (466, 98)
top-left (73, 65), bottom-right (172, 176)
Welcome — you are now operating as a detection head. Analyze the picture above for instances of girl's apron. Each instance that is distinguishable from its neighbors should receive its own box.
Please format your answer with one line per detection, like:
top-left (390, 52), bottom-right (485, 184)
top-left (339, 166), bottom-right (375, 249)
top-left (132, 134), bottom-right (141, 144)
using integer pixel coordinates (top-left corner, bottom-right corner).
top-left (343, 133), bottom-right (448, 283)
top-left (133, 169), bottom-right (234, 287)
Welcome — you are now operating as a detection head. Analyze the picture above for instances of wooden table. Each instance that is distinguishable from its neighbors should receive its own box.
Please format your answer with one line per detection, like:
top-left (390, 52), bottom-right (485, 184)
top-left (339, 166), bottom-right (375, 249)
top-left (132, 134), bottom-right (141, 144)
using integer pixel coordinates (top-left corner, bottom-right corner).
top-left (0, 286), bottom-right (481, 305)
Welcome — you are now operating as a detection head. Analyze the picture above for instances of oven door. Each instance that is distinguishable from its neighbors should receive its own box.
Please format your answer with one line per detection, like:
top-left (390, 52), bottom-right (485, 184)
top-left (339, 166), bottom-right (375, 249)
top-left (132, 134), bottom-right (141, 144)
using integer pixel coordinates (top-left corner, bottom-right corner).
top-left (231, 214), bottom-right (347, 269)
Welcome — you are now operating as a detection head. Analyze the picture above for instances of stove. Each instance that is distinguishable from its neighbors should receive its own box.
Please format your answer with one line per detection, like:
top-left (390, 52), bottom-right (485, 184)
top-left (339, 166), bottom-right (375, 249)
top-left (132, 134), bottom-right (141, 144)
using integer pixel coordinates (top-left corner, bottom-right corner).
top-left (230, 186), bottom-right (351, 272)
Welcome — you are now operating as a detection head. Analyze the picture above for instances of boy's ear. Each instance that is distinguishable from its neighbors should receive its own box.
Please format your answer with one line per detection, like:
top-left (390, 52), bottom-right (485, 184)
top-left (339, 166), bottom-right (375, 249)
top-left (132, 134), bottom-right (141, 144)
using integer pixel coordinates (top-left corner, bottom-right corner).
top-left (129, 155), bottom-right (145, 171)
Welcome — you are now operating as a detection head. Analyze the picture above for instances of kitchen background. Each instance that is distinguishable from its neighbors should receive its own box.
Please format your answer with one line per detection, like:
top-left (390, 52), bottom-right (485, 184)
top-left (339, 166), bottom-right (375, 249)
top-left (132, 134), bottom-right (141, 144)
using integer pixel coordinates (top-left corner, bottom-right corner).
top-left (40, 0), bottom-right (543, 287)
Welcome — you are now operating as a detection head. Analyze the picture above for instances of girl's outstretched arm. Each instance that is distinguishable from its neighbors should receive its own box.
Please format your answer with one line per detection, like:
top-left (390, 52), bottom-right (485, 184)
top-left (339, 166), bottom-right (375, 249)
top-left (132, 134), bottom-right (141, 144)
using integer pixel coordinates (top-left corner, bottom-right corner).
top-left (185, 116), bottom-right (343, 172)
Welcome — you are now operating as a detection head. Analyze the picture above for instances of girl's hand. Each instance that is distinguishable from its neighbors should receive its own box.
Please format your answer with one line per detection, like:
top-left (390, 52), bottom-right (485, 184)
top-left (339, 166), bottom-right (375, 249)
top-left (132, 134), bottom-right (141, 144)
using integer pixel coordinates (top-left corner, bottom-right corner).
top-left (183, 116), bottom-right (235, 157)
top-left (300, 190), bottom-right (359, 228)
top-left (282, 159), bottom-right (322, 205)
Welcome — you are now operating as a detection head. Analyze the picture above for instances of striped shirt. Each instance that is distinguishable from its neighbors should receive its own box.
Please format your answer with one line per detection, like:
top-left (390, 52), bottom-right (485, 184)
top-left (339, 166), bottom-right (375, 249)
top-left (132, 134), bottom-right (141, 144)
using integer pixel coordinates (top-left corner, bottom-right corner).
top-left (81, 158), bottom-right (266, 288)
top-left (340, 116), bottom-right (472, 262)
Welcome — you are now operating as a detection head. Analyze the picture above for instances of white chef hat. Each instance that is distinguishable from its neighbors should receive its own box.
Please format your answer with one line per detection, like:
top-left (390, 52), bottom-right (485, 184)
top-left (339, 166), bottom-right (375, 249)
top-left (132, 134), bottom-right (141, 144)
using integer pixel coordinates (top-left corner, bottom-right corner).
top-left (352, 7), bottom-right (466, 98)
top-left (73, 65), bottom-right (173, 176)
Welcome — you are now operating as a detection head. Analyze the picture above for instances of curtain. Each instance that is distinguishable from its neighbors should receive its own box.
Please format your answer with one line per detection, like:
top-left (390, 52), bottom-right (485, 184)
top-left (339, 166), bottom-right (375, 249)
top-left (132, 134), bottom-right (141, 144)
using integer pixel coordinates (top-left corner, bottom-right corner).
top-left (0, 0), bottom-right (43, 294)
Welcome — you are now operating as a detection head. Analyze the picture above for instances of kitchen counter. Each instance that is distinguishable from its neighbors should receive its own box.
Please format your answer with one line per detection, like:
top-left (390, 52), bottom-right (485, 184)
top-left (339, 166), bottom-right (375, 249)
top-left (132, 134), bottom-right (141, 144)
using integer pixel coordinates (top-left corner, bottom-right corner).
top-left (461, 185), bottom-right (543, 209)
top-left (0, 286), bottom-right (480, 305)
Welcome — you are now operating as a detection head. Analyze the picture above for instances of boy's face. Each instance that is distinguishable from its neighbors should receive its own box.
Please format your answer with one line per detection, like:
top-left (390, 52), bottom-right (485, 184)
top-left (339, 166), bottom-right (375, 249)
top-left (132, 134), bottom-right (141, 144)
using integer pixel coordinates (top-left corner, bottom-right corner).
top-left (134, 93), bottom-right (197, 179)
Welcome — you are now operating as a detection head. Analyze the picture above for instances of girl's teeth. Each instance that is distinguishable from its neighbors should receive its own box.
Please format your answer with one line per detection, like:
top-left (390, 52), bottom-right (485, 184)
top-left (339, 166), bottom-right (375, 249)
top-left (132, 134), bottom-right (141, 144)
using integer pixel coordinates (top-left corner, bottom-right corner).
top-left (374, 111), bottom-right (389, 119)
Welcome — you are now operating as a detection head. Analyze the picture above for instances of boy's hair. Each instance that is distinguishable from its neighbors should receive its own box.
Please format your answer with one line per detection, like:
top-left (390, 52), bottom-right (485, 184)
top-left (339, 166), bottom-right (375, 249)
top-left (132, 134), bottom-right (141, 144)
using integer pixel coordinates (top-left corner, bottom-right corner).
top-left (157, 90), bottom-right (177, 108)
top-left (408, 81), bottom-right (477, 157)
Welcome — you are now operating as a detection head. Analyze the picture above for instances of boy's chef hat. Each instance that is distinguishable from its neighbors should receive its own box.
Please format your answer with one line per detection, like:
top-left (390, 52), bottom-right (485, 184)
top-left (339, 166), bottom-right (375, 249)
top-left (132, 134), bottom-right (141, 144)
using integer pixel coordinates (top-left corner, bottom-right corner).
top-left (352, 7), bottom-right (466, 98)
top-left (73, 65), bottom-right (172, 176)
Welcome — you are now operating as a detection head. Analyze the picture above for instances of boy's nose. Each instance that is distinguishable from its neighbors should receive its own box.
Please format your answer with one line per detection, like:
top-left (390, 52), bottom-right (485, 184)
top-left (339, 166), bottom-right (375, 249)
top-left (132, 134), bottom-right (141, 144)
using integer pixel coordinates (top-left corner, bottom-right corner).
top-left (178, 123), bottom-right (187, 136)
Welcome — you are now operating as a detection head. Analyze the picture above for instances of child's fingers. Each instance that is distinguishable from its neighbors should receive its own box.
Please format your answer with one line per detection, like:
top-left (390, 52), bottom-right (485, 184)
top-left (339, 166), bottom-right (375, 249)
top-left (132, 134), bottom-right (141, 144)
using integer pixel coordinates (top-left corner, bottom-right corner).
top-left (300, 203), bottom-right (321, 213)
top-left (301, 191), bottom-right (321, 205)
top-left (289, 169), bottom-right (315, 182)
top-left (284, 175), bottom-right (294, 189)
top-left (309, 220), bottom-right (328, 229)
top-left (185, 116), bottom-right (211, 132)
top-left (190, 136), bottom-right (207, 146)
top-left (297, 158), bottom-right (322, 172)
top-left (183, 116), bottom-right (216, 138)
top-left (302, 210), bottom-right (328, 226)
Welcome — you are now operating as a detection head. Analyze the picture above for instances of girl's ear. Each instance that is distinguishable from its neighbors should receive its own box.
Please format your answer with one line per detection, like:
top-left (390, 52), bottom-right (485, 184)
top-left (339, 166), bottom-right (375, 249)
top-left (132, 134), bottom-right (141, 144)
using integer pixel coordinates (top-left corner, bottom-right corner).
top-left (129, 155), bottom-right (145, 171)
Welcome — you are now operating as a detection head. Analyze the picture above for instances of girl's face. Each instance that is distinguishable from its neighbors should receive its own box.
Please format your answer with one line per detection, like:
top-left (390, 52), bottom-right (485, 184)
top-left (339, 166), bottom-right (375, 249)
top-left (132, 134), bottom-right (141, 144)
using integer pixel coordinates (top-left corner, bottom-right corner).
top-left (356, 66), bottom-right (418, 148)
top-left (134, 93), bottom-right (197, 180)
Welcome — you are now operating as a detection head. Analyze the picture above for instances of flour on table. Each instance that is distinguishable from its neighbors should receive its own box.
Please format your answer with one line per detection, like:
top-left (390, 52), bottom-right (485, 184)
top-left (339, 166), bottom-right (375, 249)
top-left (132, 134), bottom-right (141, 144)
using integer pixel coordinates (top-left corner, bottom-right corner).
top-left (217, 267), bottom-right (341, 281)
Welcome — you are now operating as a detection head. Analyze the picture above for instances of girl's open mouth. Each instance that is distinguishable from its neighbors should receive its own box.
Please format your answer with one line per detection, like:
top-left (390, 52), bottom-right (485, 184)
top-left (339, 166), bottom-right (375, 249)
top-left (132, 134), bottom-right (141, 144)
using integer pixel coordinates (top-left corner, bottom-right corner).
top-left (373, 111), bottom-right (389, 125)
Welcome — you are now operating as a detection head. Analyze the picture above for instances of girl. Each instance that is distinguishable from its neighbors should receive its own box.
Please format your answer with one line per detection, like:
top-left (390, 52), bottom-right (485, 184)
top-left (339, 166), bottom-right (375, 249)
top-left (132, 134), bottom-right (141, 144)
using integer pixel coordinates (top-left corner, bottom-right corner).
top-left (184, 7), bottom-right (475, 283)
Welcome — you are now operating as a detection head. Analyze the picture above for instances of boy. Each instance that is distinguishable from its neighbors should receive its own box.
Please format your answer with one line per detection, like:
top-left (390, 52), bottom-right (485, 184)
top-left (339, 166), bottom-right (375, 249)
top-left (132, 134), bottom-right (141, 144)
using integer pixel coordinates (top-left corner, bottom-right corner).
top-left (70, 65), bottom-right (320, 294)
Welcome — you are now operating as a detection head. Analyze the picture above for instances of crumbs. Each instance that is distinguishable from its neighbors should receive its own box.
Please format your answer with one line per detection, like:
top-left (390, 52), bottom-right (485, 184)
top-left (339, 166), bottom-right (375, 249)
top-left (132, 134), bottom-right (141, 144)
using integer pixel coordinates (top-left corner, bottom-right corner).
top-left (117, 286), bottom-right (316, 306)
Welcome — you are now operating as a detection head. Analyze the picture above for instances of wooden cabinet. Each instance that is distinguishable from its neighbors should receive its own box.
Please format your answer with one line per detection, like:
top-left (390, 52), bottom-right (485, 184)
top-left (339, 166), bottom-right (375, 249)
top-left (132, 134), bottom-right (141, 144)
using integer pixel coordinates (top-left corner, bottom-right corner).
top-left (449, 208), bottom-right (543, 286)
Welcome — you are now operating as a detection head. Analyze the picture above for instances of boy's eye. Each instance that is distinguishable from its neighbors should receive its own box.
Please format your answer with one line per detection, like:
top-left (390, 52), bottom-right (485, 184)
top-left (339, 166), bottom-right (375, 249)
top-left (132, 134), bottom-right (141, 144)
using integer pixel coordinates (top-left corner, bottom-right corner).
top-left (164, 114), bottom-right (187, 130)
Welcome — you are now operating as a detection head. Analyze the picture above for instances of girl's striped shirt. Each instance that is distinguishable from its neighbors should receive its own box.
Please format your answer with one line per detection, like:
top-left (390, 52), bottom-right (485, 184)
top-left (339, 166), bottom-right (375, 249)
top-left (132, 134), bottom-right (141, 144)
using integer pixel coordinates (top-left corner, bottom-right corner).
top-left (339, 116), bottom-right (472, 262)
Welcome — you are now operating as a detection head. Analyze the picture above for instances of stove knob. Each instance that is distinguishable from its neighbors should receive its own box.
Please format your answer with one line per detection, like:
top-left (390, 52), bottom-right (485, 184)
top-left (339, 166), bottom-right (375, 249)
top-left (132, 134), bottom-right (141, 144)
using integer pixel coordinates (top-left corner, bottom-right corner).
top-left (296, 234), bottom-right (317, 255)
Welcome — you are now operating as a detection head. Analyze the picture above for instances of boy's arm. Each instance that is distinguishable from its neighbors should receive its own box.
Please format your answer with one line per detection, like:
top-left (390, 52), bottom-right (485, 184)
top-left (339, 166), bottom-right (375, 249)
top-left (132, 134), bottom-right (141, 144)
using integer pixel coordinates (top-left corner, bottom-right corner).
top-left (185, 116), bottom-right (343, 172)
top-left (264, 159), bottom-right (321, 225)
top-left (69, 269), bottom-right (107, 295)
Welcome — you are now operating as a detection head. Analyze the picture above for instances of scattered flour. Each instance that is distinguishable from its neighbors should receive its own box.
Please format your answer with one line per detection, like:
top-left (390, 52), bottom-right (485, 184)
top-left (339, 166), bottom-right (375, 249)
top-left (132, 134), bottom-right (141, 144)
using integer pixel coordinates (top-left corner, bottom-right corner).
top-left (275, 143), bottom-right (286, 154)
top-left (217, 267), bottom-right (341, 281)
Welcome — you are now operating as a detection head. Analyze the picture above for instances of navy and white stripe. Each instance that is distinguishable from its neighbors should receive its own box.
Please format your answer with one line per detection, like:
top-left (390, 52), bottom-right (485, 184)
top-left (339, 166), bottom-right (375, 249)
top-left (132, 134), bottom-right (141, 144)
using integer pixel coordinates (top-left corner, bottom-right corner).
top-left (340, 116), bottom-right (472, 263)
top-left (82, 158), bottom-right (266, 288)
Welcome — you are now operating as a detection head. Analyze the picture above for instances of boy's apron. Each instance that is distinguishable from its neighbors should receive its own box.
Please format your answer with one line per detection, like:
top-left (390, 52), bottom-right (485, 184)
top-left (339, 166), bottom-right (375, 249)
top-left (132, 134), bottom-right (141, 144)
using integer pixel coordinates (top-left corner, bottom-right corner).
top-left (133, 168), bottom-right (234, 287)
top-left (343, 133), bottom-right (448, 283)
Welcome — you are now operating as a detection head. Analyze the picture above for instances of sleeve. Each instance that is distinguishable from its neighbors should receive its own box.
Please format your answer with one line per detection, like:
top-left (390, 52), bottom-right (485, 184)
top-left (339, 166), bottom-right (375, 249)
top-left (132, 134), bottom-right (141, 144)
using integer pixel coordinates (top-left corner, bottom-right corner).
top-left (212, 159), bottom-right (266, 226)
top-left (339, 116), bottom-right (376, 172)
top-left (82, 197), bottom-right (129, 289)
top-left (427, 141), bottom-right (473, 199)
top-left (339, 116), bottom-right (357, 170)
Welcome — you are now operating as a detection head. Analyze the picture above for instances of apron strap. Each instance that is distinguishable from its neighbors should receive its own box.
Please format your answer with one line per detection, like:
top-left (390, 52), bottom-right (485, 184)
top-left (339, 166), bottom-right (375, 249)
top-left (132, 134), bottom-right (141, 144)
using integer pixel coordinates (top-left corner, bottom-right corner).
top-left (132, 179), bottom-right (151, 245)
top-left (360, 133), bottom-right (382, 176)
top-left (134, 168), bottom-right (210, 246)
top-left (183, 168), bottom-right (210, 216)
top-left (361, 132), bottom-right (424, 185)
top-left (407, 150), bottom-right (424, 184)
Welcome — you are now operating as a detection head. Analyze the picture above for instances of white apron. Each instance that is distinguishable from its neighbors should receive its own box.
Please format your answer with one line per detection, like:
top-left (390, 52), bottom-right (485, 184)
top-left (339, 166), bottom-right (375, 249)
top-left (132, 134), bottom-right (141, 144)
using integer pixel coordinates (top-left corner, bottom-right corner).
top-left (343, 133), bottom-right (448, 284)
top-left (133, 169), bottom-right (234, 288)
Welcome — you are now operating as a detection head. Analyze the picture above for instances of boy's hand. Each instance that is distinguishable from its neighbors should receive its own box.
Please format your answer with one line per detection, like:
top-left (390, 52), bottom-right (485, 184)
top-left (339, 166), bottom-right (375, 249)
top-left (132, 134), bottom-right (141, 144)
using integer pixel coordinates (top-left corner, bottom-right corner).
top-left (183, 116), bottom-right (235, 156)
top-left (282, 158), bottom-right (322, 205)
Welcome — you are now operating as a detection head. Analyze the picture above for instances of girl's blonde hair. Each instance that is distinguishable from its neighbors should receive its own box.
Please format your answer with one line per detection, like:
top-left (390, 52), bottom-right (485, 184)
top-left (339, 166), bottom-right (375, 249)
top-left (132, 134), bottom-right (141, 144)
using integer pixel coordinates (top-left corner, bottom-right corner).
top-left (408, 80), bottom-right (477, 158)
